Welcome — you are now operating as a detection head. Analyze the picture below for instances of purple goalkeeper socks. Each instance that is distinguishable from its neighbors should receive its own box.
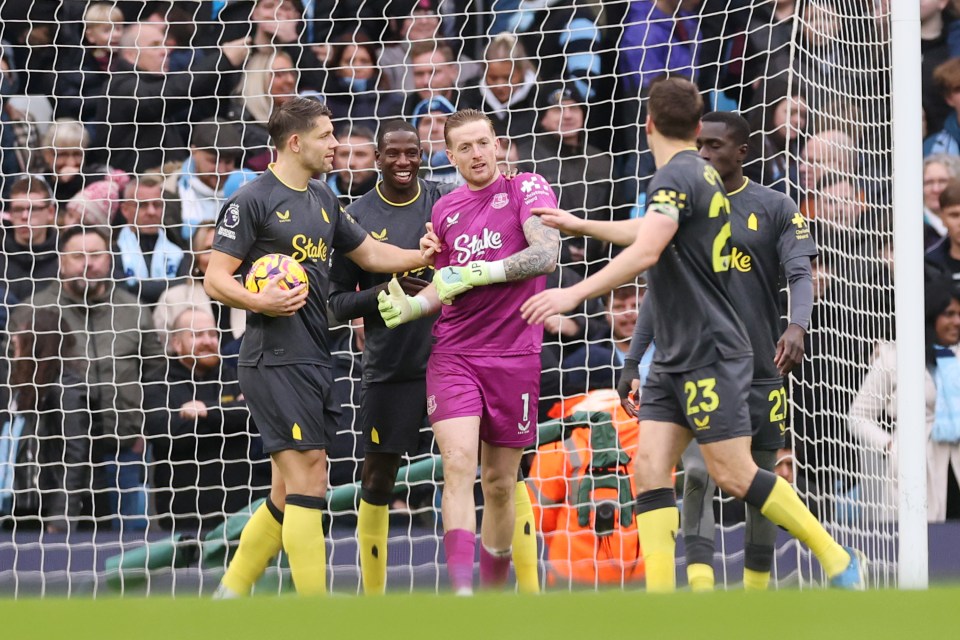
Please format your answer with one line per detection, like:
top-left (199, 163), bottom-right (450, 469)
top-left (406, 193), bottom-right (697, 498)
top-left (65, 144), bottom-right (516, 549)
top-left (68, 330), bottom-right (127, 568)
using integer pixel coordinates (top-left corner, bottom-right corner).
top-left (479, 543), bottom-right (511, 588)
top-left (443, 529), bottom-right (476, 593)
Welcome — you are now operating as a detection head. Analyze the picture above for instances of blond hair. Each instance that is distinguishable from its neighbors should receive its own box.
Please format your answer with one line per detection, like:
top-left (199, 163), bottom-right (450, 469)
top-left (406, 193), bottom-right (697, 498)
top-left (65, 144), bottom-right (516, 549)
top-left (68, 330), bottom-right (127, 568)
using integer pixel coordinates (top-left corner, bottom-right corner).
top-left (443, 109), bottom-right (496, 146)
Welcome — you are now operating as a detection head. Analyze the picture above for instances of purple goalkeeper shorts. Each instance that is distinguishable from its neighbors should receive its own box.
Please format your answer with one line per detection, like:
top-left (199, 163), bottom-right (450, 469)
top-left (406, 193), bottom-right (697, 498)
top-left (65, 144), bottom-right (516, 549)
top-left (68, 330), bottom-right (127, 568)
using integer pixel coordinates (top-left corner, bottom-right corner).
top-left (426, 352), bottom-right (540, 448)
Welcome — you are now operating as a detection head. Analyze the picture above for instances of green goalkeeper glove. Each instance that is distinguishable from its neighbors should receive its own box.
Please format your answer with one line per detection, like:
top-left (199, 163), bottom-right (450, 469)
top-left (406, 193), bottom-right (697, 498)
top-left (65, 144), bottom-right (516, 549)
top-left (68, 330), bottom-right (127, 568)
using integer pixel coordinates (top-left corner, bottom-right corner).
top-left (433, 268), bottom-right (473, 305)
top-left (377, 277), bottom-right (424, 328)
top-left (434, 260), bottom-right (507, 304)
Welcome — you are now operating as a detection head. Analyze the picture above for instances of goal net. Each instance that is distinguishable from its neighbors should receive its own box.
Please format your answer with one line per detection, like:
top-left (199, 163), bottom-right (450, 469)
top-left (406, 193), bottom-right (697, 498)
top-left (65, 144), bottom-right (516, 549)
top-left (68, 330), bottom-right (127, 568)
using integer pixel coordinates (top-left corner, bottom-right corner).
top-left (0, 0), bottom-right (901, 596)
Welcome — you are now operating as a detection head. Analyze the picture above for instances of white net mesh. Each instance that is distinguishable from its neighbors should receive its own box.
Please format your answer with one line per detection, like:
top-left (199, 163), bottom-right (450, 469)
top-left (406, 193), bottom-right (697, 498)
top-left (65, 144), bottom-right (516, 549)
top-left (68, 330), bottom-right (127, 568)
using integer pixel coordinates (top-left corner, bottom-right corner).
top-left (0, 0), bottom-right (902, 596)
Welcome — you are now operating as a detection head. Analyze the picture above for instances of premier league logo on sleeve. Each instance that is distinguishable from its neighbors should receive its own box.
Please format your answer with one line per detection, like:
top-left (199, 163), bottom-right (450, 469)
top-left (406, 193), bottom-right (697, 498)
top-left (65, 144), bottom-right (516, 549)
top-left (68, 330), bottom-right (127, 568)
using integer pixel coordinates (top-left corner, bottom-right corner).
top-left (427, 395), bottom-right (437, 416)
top-left (224, 203), bottom-right (241, 229)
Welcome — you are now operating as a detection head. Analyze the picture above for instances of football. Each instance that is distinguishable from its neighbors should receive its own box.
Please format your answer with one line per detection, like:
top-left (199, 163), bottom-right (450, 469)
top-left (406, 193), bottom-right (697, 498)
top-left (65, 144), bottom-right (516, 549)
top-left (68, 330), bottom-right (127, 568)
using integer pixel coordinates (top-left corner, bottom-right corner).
top-left (244, 253), bottom-right (309, 293)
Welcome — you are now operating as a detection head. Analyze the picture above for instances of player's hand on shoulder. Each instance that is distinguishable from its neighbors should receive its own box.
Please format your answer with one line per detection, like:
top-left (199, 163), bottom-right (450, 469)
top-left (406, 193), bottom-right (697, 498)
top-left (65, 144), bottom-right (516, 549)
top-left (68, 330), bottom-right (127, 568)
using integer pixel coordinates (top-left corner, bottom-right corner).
top-left (434, 266), bottom-right (473, 304)
top-left (532, 207), bottom-right (583, 236)
top-left (253, 274), bottom-right (309, 317)
top-left (420, 222), bottom-right (442, 263)
top-left (775, 324), bottom-right (806, 376)
top-left (520, 287), bottom-right (581, 325)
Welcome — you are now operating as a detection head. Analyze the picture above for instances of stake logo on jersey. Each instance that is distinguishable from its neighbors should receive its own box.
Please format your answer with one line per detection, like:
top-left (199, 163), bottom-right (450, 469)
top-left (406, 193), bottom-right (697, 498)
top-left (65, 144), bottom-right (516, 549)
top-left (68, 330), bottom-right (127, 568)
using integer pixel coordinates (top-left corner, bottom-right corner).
top-left (452, 228), bottom-right (503, 264)
top-left (291, 234), bottom-right (328, 263)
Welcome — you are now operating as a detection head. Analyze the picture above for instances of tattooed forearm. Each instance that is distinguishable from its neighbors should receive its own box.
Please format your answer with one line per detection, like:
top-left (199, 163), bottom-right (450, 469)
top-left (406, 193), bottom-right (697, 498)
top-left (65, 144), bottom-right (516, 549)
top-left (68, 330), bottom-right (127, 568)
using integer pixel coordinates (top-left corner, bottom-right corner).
top-left (504, 215), bottom-right (560, 281)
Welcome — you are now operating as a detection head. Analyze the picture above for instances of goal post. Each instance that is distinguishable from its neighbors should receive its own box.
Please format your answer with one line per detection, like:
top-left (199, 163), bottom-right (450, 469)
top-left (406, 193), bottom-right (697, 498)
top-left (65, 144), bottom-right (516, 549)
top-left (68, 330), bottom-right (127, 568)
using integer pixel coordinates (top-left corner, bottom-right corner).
top-left (890, 0), bottom-right (929, 591)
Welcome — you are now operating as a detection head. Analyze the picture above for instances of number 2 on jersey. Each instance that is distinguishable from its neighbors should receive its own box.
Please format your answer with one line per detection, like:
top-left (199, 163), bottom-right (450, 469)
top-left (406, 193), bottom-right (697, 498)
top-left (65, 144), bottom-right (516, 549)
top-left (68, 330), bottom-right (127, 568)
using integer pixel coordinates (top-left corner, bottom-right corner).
top-left (768, 387), bottom-right (787, 423)
top-left (709, 191), bottom-right (733, 273)
top-left (684, 378), bottom-right (720, 416)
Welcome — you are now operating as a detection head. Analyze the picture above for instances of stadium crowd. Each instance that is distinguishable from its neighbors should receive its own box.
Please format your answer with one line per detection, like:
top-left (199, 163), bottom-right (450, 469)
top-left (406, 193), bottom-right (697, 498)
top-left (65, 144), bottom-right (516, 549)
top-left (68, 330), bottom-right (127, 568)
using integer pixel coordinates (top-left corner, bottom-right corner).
top-left (0, 0), bottom-right (956, 565)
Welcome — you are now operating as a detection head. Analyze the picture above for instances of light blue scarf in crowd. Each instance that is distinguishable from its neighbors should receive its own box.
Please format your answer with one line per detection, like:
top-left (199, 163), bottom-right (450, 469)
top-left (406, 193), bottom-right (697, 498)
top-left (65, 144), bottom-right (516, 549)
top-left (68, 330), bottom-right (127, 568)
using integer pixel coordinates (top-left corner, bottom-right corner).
top-left (116, 226), bottom-right (184, 286)
top-left (933, 346), bottom-right (960, 444)
top-left (0, 412), bottom-right (26, 515)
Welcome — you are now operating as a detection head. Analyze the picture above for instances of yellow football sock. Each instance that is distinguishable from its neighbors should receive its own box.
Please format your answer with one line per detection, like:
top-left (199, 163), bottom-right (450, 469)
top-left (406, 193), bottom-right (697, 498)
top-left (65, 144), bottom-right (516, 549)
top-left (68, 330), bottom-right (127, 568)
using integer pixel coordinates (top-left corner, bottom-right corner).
top-left (282, 498), bottom-right (328, 595)
top-left (637, 506), bottom-right (679, 593)
top-left (743, 568), bottom-right (771, 591)
top-left (220, 500), bottom-right (283, 596)
top-left (686, 562), bottom-right (714, 592)
top-left (358, 499), bottom-right (389, 595)
top-left (760, 477), bottom-right (850, 577)
top-left (512, 481), bottom-right (539, 594)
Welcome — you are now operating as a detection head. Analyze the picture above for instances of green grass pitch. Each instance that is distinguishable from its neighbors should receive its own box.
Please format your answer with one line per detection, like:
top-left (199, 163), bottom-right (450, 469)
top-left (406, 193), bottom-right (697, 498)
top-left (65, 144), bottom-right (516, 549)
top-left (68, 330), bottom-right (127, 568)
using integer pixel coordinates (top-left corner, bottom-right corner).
top-left (3, 588), bottom-right (957, 639)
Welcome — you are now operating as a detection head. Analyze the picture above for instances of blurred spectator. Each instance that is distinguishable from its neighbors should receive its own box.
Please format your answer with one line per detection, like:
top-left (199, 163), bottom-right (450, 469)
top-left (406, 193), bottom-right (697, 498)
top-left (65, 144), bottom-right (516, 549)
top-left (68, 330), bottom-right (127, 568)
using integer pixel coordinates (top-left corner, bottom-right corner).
top-left (163, 118), bottom-right (244, 246)
top-left (229, 48), bottom-right (298, 171)
top-left (114, 174), bottom-right (188, 305)
top-left (60, 175), bottom-right (128, 229)
top-left (745, 79), bottom-right (808, 191)
top-left (0, 177), bottom-right (59, 301)
top-left (459, 34), bottom-right (539, 142)
top-left (491, 0), bottom-right (605, 102)
top-left (36, 119), bottom-right (118, 206)
top-left (145, 308), bottom-right (269, 535)
top-left (924, 57), bottom-right (960, 156)
top-left (0, 44), bottom-right (42, 197)
top-left (90, 23), bottom-right (249, 173)
top-left (847, 275), bottom-right (960, 523)
top-left (617, 0), bottom-right (702, 96)
top-left (51, 2), bottom-right (123, 121)
top-left (380, 0), bottom-right (471, 93)
top-left (0, 307), bottom-right (89, 533)
top-left (413, 96), bottom-right (459, 184)
top-left (744, 0), bottom-right (797, 89)
top-left (796, 129), bottom-right (857, 197)
top-left (27, 227), bottom-right (166, 529)
top-left (802, 173), bottom-right (867, 231)
top-left (927, 177), bottom-right (960, 287)
top-left (402, 41), bottom-right (461, 116)
top-left (923, 154), bottom-right (960, 250)
top-left (921, 0), bottom-right (952, 135)
top-left (523, 87), bottom-right (613, 274)
top-left (561, 284), bottom-right (643, 395)
top-left (327, 126), bottom-right (378, 203)
top-left (322, 33), bottom-right (404, 132)
top-left (154, 224), bottom-right (246, 355)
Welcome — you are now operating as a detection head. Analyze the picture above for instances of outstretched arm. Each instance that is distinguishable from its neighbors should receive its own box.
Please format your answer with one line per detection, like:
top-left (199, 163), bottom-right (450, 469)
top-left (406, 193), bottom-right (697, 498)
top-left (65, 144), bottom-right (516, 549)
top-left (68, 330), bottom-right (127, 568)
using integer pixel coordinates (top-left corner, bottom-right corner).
top-left (533, 207), bottom-right (641, 247)
top-left (521, 213), bottom-right (677, 324)
top-left (346, 235), bottom-right (431, 275)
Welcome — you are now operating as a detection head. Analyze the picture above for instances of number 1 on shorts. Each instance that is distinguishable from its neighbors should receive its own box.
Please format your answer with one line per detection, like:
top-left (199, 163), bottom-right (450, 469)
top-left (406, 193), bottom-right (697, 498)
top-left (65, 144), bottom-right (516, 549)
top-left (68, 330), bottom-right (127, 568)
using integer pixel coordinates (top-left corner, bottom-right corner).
top-left (521, 392), bottom-right (530, 423)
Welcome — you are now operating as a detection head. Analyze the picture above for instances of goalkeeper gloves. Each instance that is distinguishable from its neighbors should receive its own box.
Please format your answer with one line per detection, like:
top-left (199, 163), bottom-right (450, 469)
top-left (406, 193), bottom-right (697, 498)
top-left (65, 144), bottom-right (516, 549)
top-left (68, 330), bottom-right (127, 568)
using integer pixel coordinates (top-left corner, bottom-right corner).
top-left (434, 260), bottom-right (507, 304)
top-left (377, 277), bottom-right (424, 328)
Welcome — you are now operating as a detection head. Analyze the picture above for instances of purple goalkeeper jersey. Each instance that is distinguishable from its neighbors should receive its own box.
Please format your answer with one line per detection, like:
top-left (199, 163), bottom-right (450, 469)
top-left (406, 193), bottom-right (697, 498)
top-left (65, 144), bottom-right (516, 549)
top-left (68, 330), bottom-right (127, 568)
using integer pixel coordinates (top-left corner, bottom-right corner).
top-left (431, 172), bottom-right (558, 356)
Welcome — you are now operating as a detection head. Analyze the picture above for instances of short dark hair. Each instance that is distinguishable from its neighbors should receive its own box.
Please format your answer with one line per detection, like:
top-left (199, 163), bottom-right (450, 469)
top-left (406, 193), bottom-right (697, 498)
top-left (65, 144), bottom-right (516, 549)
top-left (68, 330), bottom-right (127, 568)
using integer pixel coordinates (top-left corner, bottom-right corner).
top-left (648, 77), bottom-right (703, 141)
top-left (8, 175), bottom-right (52, 201)
top-left (267, 97), bottom-right (333, 150)
top-left (335, 124), bottom-right (376, 144)
top-left (59, 225), bottom-right (110, 252)
top-left (444, 109), bottom-right (495, 147)
top-left (377, 119), bottom-right (419, 149)
top-left (940, 178), bottom-right (960, 211)
top-left (701, 111), bottom-right (751, 146)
